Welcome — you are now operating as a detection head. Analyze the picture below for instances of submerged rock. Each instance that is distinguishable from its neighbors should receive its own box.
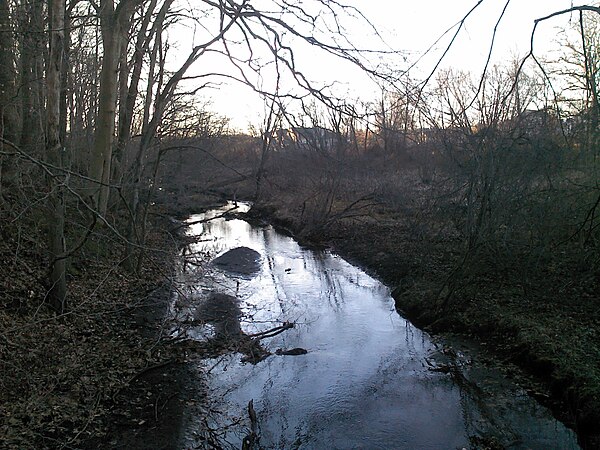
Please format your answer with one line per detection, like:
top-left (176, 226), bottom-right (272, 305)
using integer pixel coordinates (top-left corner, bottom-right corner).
top-left (195, 292), bottom-right (242, 337)
top-left (191, 292), bottom-right (279, 364)
top-left (212, 246), bottom-right (261, 276)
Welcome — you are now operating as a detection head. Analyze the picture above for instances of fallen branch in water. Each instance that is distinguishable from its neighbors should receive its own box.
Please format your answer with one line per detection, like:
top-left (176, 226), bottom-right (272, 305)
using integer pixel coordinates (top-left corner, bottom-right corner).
top-left (242, 399), bottom-right (259, 450)
top-left (175, 322), bottom-right (295, 364)
top-left (247, 322), bottom-right (294, 340)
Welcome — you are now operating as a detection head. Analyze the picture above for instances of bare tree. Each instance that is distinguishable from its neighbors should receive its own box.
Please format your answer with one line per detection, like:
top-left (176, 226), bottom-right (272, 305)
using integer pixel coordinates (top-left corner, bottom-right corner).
top-left (18, 0), bottom-right (45, 157)
top-left (373, 82), bottom-right (418, 155)
top-left (113, 0), bottom-right (172, 184)
top-left (89, 0), bottom-right (141, 214)
top-left (549, 11), bottom-right (600, 158)
top-left (45, 0), bottom-right (67, 312)
top-left (0, 0), bottom-right (20, 194)
top-left (254, 93), bottom-right (283, 202)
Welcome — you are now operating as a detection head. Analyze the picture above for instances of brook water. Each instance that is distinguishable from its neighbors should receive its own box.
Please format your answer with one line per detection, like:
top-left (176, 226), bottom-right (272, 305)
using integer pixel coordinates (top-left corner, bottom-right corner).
top-left (172, 203), bottom-right (579, 449)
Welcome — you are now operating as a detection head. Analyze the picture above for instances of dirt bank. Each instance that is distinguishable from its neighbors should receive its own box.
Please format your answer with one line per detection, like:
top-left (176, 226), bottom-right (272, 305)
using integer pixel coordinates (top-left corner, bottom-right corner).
top-left (247, 200), bottom-right (600, 449)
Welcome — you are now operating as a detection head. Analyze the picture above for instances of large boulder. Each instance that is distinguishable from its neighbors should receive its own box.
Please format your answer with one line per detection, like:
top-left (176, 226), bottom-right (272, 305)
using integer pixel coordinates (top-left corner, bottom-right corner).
top-left (211, 246), bottom-right (261, 276)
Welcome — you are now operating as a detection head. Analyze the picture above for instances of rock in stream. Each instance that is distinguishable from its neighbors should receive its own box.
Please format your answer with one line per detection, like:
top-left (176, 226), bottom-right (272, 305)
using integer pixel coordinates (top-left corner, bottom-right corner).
top-left (211, 246), bottom-right (261, 276)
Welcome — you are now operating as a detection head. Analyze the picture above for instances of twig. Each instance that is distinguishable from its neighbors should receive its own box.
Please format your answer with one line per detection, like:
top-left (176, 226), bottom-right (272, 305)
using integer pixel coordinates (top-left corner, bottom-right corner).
top-left (129, 358), bottom-right (177, 383)
top-left (62, 392), bottom-right (102, 448)
top-left (248, 322), bottom-right (294, 340)
top-left (53, 212), bottom-right (97, 262)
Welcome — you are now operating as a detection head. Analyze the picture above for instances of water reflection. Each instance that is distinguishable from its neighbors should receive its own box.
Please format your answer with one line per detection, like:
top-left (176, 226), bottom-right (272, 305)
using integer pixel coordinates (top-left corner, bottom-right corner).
top-left (176, 203), bottom-right (580, 449)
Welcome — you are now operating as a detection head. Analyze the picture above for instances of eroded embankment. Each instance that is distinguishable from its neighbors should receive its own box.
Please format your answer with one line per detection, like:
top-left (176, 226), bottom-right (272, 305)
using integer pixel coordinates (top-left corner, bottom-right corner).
top-left (246, 201), bottom-right (600, 449)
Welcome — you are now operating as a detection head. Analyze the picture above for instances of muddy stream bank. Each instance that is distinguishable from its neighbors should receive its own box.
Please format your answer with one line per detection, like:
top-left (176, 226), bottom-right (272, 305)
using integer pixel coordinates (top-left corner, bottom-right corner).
top-left (170, 203), bottom-right (579, 449)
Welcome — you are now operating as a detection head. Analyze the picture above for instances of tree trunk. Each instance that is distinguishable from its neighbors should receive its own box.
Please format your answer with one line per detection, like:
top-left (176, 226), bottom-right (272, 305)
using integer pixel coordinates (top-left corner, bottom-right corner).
top-left (19, 0), bottom-right (45, 155)
top-left (113, 0), bottom-right (166, 185)
top-left (90, 0), bottom-right (136, 215)
top-left (46, 0), bottom-right (67, 312)
top-left (124, 35), bottom-right (203, 271)
top-left (123, 26), bottom-right (160, 271)
top-left (0, 0), bottom-right (20, 195)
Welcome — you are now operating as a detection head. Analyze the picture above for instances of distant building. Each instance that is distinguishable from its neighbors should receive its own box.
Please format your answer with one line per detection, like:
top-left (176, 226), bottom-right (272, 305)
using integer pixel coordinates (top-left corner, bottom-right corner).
top-left (272, 127), bottom-right (340, 153)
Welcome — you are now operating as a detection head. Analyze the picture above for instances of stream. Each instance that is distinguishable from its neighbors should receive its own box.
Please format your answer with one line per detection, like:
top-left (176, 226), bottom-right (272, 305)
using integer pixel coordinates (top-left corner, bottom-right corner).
top-left (171, 202), bottom-right (579, 449)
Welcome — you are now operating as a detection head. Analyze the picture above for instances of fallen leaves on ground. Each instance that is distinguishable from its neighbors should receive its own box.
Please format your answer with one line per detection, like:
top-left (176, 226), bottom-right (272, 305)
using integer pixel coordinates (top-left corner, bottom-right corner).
top-left (0, 219), bottom-right (177, 449)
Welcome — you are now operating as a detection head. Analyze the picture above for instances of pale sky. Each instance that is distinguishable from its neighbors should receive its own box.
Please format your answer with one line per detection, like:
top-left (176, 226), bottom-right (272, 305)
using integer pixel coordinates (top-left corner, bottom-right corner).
top-left (171, 0), bottom-right (594, 131)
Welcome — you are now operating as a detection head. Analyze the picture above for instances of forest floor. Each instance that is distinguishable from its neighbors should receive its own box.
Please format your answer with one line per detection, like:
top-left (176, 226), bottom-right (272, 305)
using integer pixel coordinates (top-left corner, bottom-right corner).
top-left (248, 193), bottom-right (600, 449)
top-left (0, 208), bottom-right (199, 449)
